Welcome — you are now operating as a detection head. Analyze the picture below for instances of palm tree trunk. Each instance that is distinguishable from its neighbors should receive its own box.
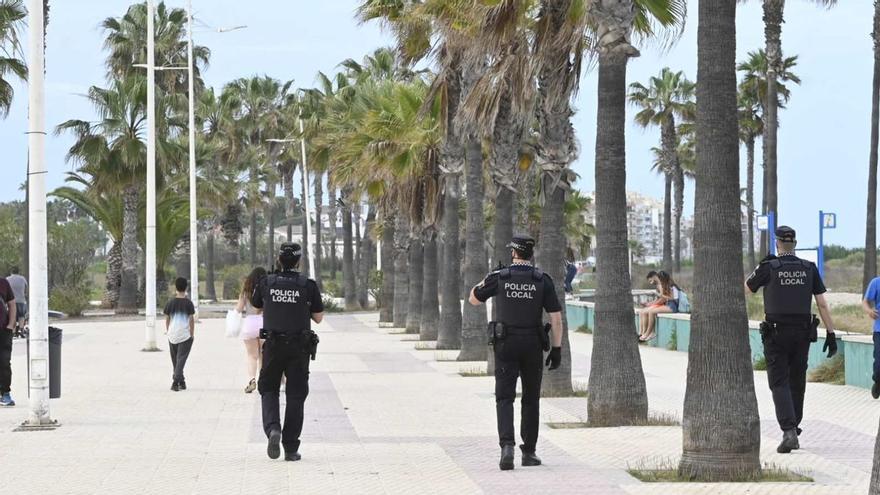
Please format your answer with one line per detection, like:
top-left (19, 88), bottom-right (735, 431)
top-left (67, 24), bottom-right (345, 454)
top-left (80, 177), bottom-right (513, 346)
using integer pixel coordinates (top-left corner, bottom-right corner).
top-left (359, 206), bottom-right (374, 309)
top-left (118, 185), bottom-right (140, 313)
top-left (437, 236), bottom-right (445, 306)
top-left (420, 228), bottom-right (440, 341)
top-left (329, 185), bottom-right (338, 281)
top-left (866, 1), bottom-right (880, 292)
top-left (663, 172), bottom-right (673, 271)
top-left (746, 136), bottom-right (757, 268)
top-left (205, 229), bottom-right (217, 301)
top-left (342, 191), bottom-right (359, 310)
top-left (266, 182), bottom-right (275, 269)
top-left (249, 209), bottom-right (258, 266)
top-left (392, 212), bottom-right (410, 327)
top-left (763, 0), bottom-right (783, 224)
top-left (587, 51), bottom-right (648, 424)
top-left (314, 171), bottom-right (324, 288)
top-left (760, 159), bottom-right (768, 253)
top-left (493, 188), bottom-right (514, 302)
top-left (437, 173), bottom-right (463, 349)
top-left (405, 234), bottom-right (424, 334)
top-left (285, 166), bottom-right (294, 242)
top-left (674, 163), bottom-right (685, 272)
top-left (459, 136), bottom-right (488, 361)
top-left (102, 241), bottom-right (122, 309)
top-left (680, 0), bottom-right (761, 479)
top-left (379, 210), bottom-right (395, 323)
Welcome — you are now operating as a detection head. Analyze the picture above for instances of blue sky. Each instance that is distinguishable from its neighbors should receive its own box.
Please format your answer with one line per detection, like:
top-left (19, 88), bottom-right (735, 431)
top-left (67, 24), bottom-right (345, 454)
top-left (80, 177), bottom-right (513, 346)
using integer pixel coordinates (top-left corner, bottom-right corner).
top-left (0, 1), bottom-right (872, 248)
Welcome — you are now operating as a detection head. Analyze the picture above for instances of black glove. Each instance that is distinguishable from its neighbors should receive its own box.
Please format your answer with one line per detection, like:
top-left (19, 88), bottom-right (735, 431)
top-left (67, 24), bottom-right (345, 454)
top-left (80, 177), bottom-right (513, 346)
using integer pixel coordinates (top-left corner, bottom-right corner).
top-left (545, 347), bottom-right (562, 370)
top-left (823, 333), bottom-right (838, 358)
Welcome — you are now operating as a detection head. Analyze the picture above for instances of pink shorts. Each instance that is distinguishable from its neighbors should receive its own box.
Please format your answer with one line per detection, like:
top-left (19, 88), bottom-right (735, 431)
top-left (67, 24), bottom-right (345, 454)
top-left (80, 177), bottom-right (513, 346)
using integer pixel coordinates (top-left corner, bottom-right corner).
top-left (240, 314), bottom-right (263, 341)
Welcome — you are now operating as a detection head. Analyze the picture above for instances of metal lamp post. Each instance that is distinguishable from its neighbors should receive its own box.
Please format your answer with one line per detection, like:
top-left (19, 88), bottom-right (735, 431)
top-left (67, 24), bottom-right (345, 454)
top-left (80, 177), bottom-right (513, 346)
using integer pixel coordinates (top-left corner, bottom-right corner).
top-left (24, 0), bottom-right (55, 427)
top-left (143, 0), bottom-right (159, 352)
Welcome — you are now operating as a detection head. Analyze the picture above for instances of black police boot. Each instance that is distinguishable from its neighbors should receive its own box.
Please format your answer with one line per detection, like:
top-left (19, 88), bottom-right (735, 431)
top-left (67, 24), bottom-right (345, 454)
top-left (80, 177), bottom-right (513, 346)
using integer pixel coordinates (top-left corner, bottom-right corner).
top-left (499, 445), bottom-right (515, 471)
top-left (872, 381), bottom-right (880, 400)
top-left (776, 429), bottom-right (800, 454)
top-left (521, 451), bottom-right (542, 467)
top-left (267, 429), bottom-right (282, 460)
top-left (284, 450), bottom-right (302, 462)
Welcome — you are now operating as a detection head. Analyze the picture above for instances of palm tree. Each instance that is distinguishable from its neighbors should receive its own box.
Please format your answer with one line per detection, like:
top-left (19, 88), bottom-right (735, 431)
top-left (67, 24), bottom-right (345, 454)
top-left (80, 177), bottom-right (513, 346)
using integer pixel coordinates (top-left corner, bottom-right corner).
top-left (459, 136), bottom-right (488, 360)
top-left (866, 2), bottom-right (880, 292)
top-left (761, 0), bottom-right (834, 243)
top-left (738, 89), bottom-right (763, 268)
top-left (679, 0), bottom-right (761, 480)
top-left (737, 48), bottom-right (799, 251)
top-left (0, 0), bottom-right (26, 117)
top-left (581, 0), bottom-right (685, 417)
top-left (629, 68), bottom-right (695, 273)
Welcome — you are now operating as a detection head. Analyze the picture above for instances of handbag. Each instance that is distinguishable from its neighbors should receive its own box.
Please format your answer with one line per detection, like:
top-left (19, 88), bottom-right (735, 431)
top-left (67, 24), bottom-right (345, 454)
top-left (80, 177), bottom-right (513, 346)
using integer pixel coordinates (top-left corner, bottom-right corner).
top-left (225, 309), bottom-right (242, 338)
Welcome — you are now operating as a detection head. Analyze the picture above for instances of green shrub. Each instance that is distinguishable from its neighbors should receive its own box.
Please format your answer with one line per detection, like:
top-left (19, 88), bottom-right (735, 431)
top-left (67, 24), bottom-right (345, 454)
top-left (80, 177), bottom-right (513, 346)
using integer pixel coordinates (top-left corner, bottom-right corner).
top-left (322, 296), bottom-right (344, 313)
top-left (50, 283), bottom-right (92, 316)
top-left (322, 279), bottom-right (342, 298)
top-left (667, 328), bottom-right (678, 351)
top-left (808, 354), bottom-right (845, 384)
top-left (220, 264), bottom-right (252, 300)
top-left (753, 356), bottom-right (767, 371)
top-left (575, 324), bottom-right (592, 334)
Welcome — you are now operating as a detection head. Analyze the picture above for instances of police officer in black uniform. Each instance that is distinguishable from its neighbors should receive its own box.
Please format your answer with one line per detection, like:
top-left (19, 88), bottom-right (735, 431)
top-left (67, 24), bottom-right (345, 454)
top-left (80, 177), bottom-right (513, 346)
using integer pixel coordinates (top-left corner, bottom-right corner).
top-left (468, 234), bottom-right (563, 471)
top-left (251, 242), bottom-right (324, 461)
top-left (746, 226), bottom-right (837, 454)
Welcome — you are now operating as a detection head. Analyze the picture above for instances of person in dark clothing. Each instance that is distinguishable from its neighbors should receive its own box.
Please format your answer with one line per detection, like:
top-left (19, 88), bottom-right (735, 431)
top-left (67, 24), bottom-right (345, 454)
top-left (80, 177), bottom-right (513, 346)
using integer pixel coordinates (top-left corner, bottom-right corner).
top-left (469, 234), bottom-right (563, 471)
top-left (563, 260), bottom-right (577, 294)
top-left (0, 277), bottom-right (17, 407)
top-left (746, 226), bottom-right (837, 454)
top-left (252, 242), bottom-right (324, 462)
top-left (163, 278), bottom-right (196, 392)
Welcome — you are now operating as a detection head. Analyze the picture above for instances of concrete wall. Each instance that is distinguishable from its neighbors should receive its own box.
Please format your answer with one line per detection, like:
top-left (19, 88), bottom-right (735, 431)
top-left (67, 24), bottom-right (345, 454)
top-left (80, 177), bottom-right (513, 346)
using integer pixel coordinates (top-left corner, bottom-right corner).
top-left (567, 301), bottom-right (871, 389)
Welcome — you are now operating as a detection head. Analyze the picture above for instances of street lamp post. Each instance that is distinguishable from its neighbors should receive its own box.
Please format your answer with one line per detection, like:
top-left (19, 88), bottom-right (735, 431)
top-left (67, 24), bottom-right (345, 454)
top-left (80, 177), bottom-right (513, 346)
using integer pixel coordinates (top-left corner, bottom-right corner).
top-left (143, 0), bottom-right (159, 352)
top-left (187, 0), bottom-right (198, 318)
top-left (267, 128), bottom-right (316, 278)
top-left (24, 0), bottom-right (55, 427)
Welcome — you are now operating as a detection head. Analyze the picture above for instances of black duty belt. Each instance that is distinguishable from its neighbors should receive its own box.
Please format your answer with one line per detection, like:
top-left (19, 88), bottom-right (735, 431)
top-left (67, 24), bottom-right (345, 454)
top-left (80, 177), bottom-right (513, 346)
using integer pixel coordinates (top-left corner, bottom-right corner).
top-left (765, 320), bottom-right (811, 330)
top-left (505, 327), bottom-right (542, 336)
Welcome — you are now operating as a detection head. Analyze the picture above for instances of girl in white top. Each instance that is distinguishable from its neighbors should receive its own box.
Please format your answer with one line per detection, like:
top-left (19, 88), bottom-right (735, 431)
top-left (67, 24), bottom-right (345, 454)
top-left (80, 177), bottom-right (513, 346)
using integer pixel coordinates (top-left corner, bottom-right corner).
top-left (236, 267), bottom-right (266, 393)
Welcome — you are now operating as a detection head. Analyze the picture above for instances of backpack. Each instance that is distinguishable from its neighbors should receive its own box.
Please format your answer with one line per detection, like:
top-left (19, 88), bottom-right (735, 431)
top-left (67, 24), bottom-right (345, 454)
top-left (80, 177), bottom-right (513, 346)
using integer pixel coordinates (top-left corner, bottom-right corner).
top-left (677, 288), bottom-right (691, 313)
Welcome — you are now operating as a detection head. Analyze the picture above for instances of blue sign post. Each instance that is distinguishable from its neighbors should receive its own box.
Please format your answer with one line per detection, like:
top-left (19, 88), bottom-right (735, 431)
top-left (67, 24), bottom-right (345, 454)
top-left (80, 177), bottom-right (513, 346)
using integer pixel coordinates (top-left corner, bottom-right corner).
top-left (757, 211), bottom-right (777, 256)
top-left (818, 211), bottom-right (837, 280)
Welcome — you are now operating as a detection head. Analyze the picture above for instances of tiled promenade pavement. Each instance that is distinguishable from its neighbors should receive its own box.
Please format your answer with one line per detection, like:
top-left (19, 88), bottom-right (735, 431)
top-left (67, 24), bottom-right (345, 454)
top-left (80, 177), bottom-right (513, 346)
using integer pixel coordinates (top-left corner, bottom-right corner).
top-left (0, 312), bottom-right (878, 494)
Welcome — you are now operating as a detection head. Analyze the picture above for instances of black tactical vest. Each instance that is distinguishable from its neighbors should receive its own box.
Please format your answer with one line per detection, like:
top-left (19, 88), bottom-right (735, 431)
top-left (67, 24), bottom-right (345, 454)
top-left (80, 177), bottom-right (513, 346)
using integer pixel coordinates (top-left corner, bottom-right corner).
top-left (763, 257), bottom-right (815, 316)
top-left (495, 267), bottom-right (545, 328)
top-left (262, 271), bottom-right (311, 333)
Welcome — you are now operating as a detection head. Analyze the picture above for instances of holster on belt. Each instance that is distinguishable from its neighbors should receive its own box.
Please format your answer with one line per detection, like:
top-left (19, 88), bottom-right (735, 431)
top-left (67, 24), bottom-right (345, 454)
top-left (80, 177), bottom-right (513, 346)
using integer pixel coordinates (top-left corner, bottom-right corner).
top-left (306, 330), bottom-right (319, 360)
top-left (487, 321), bottom-right (505, 345)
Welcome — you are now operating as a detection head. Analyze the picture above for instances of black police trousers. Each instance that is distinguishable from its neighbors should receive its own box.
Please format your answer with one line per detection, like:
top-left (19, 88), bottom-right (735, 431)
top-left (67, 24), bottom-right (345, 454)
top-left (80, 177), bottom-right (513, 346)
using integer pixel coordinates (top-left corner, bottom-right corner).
top-left (762, 325), bottom-right (811, 432)
top-left (495, 334), bottom-right (543, 453)
top-left (259, 334), bottom-right (311, 453)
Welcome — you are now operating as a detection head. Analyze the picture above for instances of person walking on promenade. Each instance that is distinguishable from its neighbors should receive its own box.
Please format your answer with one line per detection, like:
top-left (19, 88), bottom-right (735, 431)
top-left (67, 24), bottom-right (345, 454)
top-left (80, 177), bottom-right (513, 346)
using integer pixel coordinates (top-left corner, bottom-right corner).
top-left (746, 226), bottom-right (837, 453)
top-left (469, 234), bottom-right (564, 471)
top-left (0, 276), bottom-right (16, 406)
top-left (164, 277), bottom-right (196, 392)
top-left (237, 267), bottom-right (267, 394)
top-left (861, 275), bottom-right (880, 399)
top-left (252, 243), bottom-right (324, 462)
top-left (6, 267), bottom-right (27, 336)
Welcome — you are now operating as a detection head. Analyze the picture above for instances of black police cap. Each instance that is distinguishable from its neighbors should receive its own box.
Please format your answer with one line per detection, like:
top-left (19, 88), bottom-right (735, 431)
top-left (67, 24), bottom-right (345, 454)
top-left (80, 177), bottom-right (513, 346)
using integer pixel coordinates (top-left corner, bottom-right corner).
top-left (279, 242), bottom-right (302, 259)
top-left (506, 234), bottom-right (536, 254)
top-left (775, 225), bottom-right (796, 242)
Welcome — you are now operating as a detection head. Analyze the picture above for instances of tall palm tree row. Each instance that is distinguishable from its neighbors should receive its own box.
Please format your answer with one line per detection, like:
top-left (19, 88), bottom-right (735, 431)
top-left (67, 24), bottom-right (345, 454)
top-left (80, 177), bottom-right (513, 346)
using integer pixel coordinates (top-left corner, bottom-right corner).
top-left (629, 67), bottom-right (695, 273)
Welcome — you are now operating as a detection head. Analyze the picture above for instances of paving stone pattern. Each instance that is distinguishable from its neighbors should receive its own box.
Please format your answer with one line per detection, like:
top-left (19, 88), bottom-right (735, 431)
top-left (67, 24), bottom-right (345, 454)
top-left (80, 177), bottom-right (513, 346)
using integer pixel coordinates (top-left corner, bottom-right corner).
top-left (0, 313), bottom-right (877, 494)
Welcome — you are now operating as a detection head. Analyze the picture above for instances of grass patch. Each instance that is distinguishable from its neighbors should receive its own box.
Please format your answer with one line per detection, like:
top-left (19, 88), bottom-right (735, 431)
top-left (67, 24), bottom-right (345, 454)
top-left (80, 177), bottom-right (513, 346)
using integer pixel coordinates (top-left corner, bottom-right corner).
top-left (547, 412), bottom-right (681, 429)
top-left (414, 342), bottom-right (437, 351)
top-left (808, 354), bottom-right (845, 384)
top-left (627, 460), bottom-right (813, 483)
top-left (753, 356), bottom-right (767, 371)
top-left (575, 324), bottom-right (593, 334)
top-left (828, 304), bottom-right (872, 334)
top-left (667, 328), bottom-right (678, 351)
top-left (540, 381), bottom-right (588, 398)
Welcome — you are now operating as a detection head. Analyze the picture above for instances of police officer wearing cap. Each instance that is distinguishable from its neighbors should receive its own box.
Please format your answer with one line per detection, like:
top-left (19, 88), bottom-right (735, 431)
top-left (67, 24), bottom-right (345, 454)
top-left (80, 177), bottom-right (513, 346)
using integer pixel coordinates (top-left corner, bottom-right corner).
top-left (746, 226), bottom-right (837, 454)
top-left (251, 242), bottom-right (324, 461)
top-left (468, 234), bottom-right (563, 471)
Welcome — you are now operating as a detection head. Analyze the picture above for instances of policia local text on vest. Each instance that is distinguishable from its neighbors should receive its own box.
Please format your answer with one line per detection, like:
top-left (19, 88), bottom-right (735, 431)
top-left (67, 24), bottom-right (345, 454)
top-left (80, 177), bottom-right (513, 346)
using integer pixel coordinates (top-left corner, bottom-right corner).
top-left (469, 234), bottom-right (564, 472)
top-left (251, 242), bottom-right (324, 462)
top-left (746, 226), bottom-right (837, 454)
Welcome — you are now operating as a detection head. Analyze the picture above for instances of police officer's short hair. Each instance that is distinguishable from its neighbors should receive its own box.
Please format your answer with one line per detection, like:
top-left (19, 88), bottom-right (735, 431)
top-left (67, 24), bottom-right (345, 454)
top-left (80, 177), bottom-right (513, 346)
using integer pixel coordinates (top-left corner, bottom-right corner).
top-left (279, 242), bottom-right (302, 270)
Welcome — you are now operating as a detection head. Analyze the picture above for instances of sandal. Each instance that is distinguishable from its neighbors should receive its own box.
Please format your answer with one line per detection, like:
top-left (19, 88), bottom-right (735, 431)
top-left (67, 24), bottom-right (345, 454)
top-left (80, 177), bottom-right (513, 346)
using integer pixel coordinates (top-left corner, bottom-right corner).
top-left (245, 378), bottom-right (256, 394)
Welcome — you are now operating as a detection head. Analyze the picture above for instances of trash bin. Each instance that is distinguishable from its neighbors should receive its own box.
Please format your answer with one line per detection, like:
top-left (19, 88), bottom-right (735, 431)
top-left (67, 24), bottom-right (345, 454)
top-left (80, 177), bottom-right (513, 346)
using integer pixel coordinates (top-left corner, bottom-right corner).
top-left (26, 326), bottom-right (62, 399)
top-left (48, 327), bottom-right (62, 399)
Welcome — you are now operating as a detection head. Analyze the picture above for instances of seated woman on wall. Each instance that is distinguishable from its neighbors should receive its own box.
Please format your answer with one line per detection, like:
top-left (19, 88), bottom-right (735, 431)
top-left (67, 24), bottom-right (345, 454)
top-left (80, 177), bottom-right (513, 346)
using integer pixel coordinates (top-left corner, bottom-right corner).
top-left (638, 271), bottom-right (680, 342)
